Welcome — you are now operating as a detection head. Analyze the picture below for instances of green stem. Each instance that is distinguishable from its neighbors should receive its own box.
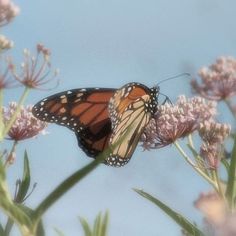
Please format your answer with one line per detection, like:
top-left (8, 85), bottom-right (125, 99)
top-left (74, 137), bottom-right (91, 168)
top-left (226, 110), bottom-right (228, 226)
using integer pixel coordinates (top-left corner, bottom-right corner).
top-left (226, 134), bottom-right (236, 210)
top-left (187, 135), bottom-right (209, 175)
top-left (2, 87), bottom-right (30, 139)
top-left (4, 140), bottom-right (18, 168)
top-left (187, 134), bottom-right (194, 149)
top-left (174, 141), bottom-right (218, 190)
top-left (0, 89), bottom-right (4, 141)
top-left (4, 218), bottom-right (13, 236)
top-left (32, 148), bottom-right (111, 230)
top-left (212, 170), bottom-right (225, 199)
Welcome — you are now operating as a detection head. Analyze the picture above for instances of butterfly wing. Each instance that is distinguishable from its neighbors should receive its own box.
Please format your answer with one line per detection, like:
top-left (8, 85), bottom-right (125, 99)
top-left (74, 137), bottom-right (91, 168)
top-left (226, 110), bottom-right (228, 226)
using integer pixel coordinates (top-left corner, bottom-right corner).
top-left (32, 88), bottom-right (115, 157)
top-left (107, 83), bottom-right (158, 167)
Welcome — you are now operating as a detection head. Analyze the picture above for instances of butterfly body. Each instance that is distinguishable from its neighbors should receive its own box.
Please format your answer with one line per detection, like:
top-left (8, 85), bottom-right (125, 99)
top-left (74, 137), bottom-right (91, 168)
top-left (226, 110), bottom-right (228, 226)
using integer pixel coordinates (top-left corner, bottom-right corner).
top-left (32, 82), bottom-right (159, 167)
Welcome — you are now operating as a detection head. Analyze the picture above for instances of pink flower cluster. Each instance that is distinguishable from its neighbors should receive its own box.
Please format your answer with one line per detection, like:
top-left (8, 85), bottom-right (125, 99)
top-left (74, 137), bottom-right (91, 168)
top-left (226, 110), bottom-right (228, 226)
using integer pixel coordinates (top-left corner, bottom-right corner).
top-left (141, 96), bottom-right (217, 149)
top-left (195, 191), bottom-right (236, 236)
top-left (0, 0), bottom-right (20, 26)
top-left (199, 121), bottom-right (231, 144)
top-left (3, 102), bottom-right (47, 141)
top-left (192, 57), bottom-right (236, 100)
top-left (199, 121), bottom-right (230, 169)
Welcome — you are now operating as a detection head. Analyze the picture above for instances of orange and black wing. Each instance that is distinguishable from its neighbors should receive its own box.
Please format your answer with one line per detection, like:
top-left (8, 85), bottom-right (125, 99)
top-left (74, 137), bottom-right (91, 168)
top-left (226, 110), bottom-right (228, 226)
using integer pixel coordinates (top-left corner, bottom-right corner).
top-left (32, 88), bottom-right (115, 157)
top-left (106, 82), bottom-right (158, 167)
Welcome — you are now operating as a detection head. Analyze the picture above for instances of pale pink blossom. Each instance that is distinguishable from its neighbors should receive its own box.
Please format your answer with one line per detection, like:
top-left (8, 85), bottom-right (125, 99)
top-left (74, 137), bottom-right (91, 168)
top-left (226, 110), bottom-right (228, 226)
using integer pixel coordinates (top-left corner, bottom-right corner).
top-left (141, 96), bottom-right (217, 149)
top-left (199, 121), bottom-right (231, 144)
top-left (194, 191), bottom-right (227, 227)
top-left (0, 0), bottom-right (20, 26)
top-left (192, 57), bottom-right (236, 100)
top-left (200, 143), bottom-right (220, 170)
top-left (3, 102), bottom-right (47, 141)
top-left (198, 121), bottom-right (230, 169)
top-left (195, 191), bottom-right (236, 236)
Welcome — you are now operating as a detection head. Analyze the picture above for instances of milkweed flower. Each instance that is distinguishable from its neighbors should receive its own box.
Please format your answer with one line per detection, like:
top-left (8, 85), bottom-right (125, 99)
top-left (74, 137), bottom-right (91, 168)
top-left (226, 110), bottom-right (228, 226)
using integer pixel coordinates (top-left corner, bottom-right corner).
top-left (194, 191), bottom-right (227, 227)
top-left (3, 102), bottom-right (47, 141)
top-left (191, 57), bottom-right (236, 100)
top-left (9, 44), bottom-right (59, 89)
top-left (0, 0), bottom-right (20, 27)
top-left (141, 96), bottom-right (217, 149)
top-left (198, 121), bottom-right (230, 169)
top-left (199, 121), bottom-right (231, 145)
top-left (195, 191), bottom-right (236, 236)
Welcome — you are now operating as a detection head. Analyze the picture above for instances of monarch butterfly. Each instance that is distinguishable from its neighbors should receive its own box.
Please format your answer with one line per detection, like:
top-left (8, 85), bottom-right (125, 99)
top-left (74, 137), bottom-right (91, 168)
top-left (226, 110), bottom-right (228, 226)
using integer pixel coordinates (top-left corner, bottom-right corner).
top-left (32, 82), bottom-right (159, 167)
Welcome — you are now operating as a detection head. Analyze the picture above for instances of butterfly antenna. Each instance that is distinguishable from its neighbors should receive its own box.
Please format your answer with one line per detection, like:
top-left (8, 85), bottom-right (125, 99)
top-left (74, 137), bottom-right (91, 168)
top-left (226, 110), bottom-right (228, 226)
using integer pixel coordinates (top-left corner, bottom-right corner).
top-left (157, 72), bottom-right (191, 85)
top-left (159, 92), bottom-right (172, 105)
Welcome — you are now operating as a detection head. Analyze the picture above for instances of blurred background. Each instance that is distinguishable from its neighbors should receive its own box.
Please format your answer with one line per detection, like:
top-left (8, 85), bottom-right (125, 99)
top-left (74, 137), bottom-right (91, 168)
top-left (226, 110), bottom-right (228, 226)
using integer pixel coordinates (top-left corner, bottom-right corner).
top-left (2, 0), bottom-right (236, 235)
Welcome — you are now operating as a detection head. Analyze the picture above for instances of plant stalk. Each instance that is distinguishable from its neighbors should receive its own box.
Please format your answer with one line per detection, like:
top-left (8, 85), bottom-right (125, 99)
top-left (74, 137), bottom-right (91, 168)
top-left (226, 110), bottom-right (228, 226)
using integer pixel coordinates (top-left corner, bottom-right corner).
top-left (3, 87), bottom-right (30, 138)
top-left (174, 141), bottom-right (218, 191)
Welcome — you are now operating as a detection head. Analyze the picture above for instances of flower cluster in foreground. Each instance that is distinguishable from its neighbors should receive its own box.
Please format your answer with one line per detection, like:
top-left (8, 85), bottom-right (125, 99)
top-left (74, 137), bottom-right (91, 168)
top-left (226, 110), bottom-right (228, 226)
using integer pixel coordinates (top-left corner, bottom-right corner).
top-left (195, 191), bottom-right (236, 236)
top-left (0, 0), bottom-right (20, 26)
top-left (3, 102), bottom-right (47, 141)
top-left (191, 56), bottom-right (236, 100)
top-left (141, 95), bottom-right (217, 149)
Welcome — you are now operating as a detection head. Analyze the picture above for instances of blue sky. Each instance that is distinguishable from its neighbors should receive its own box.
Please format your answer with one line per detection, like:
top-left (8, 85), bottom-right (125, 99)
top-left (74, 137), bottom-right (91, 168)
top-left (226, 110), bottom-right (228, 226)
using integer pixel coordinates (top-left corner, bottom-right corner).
top-left (2, 0), bottom-right (236, 235)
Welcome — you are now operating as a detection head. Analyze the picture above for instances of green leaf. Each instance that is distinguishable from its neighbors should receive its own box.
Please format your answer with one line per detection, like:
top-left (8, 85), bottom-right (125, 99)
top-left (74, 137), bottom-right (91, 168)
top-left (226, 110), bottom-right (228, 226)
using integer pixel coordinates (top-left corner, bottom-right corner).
top-left (15, 151), bottom-right (31, 203)
top-left (100, 211), bottom-right (109, 236)
top-left (0, 223), bottom-right (4, 236)
top-left (4, 218), bottom-right (14, 236)
top-left (226, 134), bottom-right (236, 209)
top-left (93, 212), bottom-right (102, 236)
top-left (221, 158), bottom-right (230, 174)
top-left (54, 228), bottom-right (65, 236)
top-left (134, 189), bottom-right (204, 236)
top-left (0, 161), bottom-right (32, 234)
top-left (79, 217), bottom-right (92, 236)
top-left (79, 212), bottom-right (109, 236)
